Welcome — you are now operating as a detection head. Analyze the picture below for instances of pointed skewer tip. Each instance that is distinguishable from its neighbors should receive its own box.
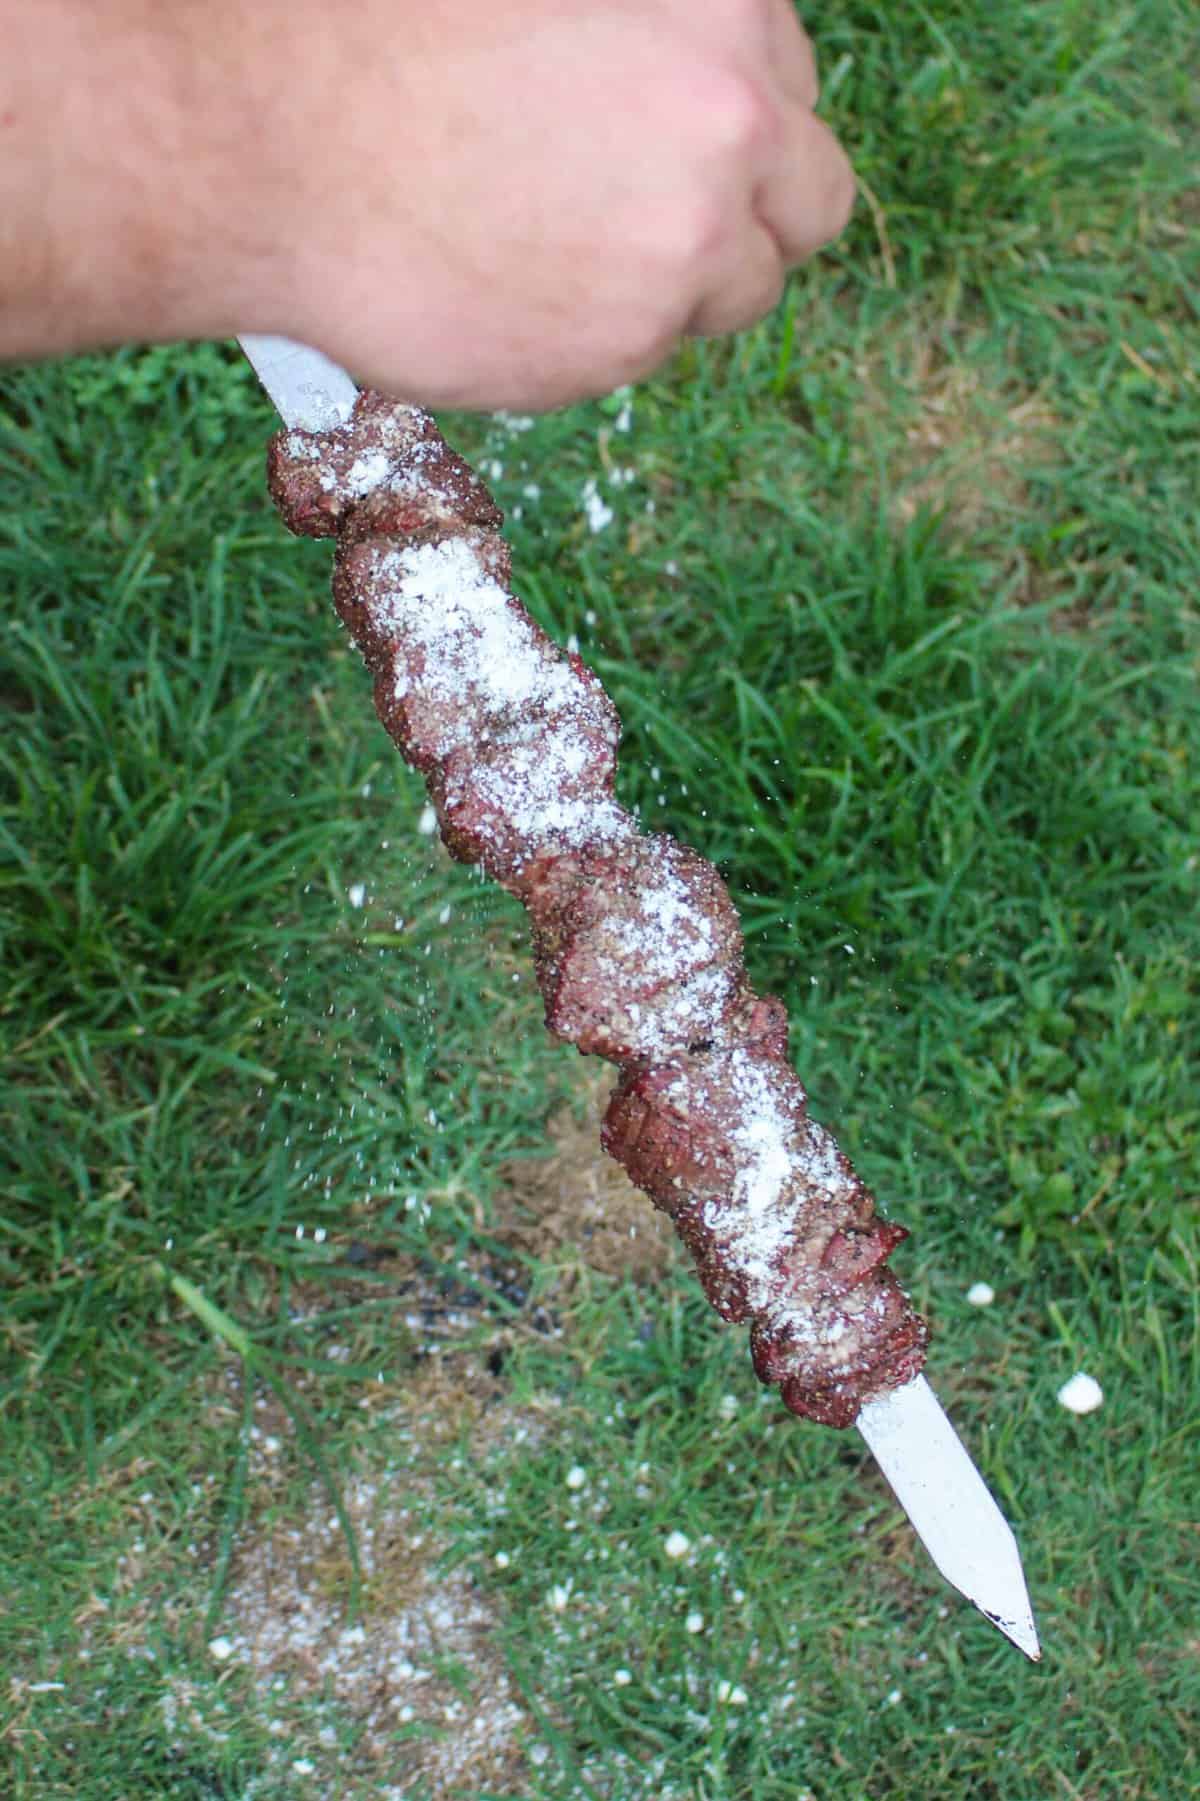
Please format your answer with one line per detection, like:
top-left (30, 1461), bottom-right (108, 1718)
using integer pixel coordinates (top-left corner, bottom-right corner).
top-left (983, 1605), bottom-right (1041, 1663)
top-left (857, 1375), bottom-right (1041, 1661)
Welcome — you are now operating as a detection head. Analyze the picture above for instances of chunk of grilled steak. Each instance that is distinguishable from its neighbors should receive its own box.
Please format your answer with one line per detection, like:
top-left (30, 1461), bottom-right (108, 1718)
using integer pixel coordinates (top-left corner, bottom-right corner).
top-left (267, 391), bottom-right (928, 1426)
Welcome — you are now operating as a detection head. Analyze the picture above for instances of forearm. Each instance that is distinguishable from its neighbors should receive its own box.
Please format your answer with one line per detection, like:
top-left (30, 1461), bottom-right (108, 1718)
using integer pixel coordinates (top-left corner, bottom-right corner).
top-left (0, 0), bottom-right (298, 361)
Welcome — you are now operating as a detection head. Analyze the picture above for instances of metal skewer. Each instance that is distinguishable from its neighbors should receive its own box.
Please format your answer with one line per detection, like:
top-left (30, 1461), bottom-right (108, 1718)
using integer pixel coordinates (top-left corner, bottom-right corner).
top-left (238, 332), bottom-right (1040, 1662)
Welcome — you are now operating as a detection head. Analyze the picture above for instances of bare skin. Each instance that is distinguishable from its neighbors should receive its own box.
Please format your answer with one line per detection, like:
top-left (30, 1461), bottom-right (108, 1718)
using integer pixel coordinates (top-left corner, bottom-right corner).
top-left (1, 0), bottom-right (855, 411)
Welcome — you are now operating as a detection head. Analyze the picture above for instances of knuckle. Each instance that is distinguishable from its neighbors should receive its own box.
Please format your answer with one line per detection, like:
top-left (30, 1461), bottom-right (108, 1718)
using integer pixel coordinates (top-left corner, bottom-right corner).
top-left (716, 0), bottom-right (776, 37)
top-left (704, 68), bottom-right (781, 162)
top-left (649, 184), bottom-right (730, 286)
top-left (620, 313), bottom-right (685, 388)
top-left (630, 313), bottom-right (684, 378)
top-left (683, 192), bottom-right (736, 271)
top-left (756, 259), bottom-right (788, 319)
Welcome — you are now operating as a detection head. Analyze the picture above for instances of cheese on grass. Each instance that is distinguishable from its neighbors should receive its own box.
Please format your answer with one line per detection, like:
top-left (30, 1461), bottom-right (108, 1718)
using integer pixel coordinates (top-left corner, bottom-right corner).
top-left (1057, 1371), bottom-right (1103, 1415)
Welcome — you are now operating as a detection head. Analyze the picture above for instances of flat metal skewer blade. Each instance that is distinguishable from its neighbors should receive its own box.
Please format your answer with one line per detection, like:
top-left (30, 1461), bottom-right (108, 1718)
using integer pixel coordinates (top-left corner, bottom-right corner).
top-left (857, 1374), bottom-right (1040, 1660)
top-left (239, 334), bottom-right (358, 431)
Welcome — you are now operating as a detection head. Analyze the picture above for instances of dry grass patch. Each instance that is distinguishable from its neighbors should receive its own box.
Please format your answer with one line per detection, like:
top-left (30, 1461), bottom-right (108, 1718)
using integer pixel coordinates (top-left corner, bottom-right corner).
top-left (856, 332), bottom-right (1061, 537)
top-left (493, 1074), bottom-right (679, 1287)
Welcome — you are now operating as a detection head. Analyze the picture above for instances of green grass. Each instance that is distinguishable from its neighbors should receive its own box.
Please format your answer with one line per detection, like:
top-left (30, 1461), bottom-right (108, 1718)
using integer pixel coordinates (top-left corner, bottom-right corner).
top-left (2, 2), bottom-right (1198, 1795)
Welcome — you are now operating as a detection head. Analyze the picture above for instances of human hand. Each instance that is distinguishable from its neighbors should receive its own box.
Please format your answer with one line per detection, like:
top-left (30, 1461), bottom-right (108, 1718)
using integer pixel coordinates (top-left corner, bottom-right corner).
top-left (240, 0), bottom-right (855, 409)
top-left (2, 1), bottom-right (854, 412)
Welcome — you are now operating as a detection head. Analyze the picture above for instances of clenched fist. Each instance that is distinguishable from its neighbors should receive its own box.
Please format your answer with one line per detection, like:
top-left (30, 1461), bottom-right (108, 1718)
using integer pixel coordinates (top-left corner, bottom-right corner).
top-left (1, 0), bottom-right (855, 411)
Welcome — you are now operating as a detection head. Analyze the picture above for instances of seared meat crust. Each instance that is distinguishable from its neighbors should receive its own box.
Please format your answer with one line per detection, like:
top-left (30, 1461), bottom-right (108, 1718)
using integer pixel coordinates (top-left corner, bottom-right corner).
top-left (267, 393), bottom-right (928, 1426)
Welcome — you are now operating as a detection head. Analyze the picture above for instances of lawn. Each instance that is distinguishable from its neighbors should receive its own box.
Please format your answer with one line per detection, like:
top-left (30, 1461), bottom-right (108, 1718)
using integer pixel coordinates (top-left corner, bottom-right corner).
top-left (2, 2), bottom-right (1197, 1796)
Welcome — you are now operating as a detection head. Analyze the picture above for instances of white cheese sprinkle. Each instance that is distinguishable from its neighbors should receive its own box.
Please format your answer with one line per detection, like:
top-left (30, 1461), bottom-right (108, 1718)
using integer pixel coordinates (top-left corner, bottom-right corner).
top-left (581, 479), bottom-right (614, 533)
top-left (1057, 1371), bottom-right (1104, 1414)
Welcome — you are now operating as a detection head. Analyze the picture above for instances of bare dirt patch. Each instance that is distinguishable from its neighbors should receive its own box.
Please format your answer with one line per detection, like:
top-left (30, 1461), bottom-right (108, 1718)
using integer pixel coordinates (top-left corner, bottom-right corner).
top-left (209, 1443), bottom-right (531, 1799)
top-left (493, 1073), bottom-right (680, 1287)
top-left (187, 1076), bottom-right (683, 1789)
top-left (115, 1249), bottom-right (564, 1797)
top-left (79, 1071), bottom-right (677, 1795)
top-left (177, 1320), bottom-right (560, 1796)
